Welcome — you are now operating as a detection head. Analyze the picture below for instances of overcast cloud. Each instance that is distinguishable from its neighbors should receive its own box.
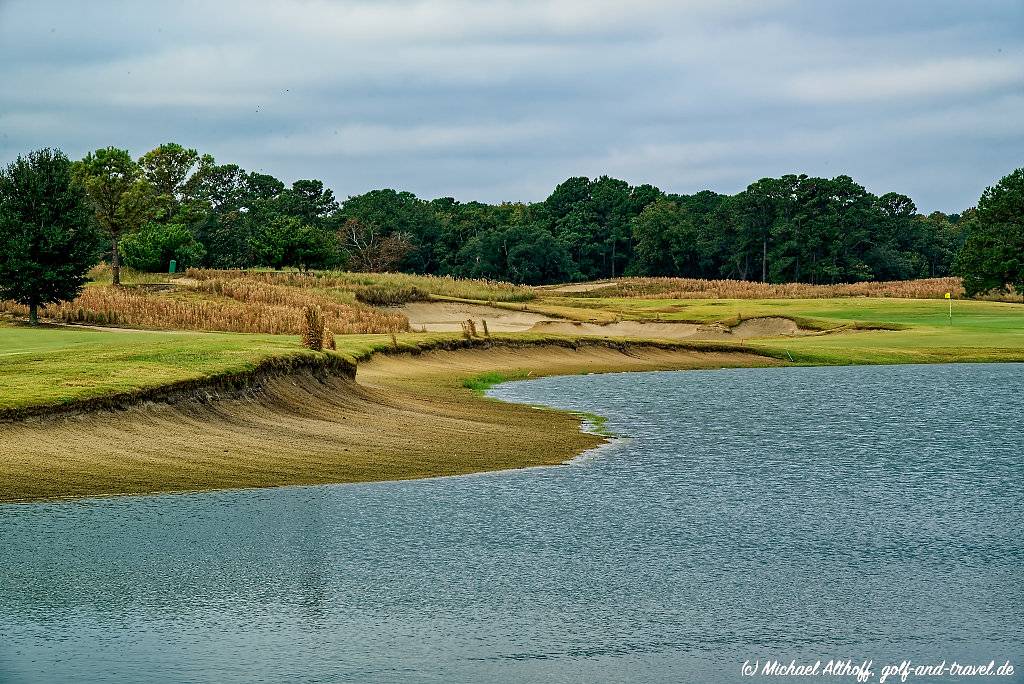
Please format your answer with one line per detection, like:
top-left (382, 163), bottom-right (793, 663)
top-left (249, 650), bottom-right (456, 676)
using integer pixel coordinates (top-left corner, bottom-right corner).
top-left (1, 0), bottom-right (1021, 211)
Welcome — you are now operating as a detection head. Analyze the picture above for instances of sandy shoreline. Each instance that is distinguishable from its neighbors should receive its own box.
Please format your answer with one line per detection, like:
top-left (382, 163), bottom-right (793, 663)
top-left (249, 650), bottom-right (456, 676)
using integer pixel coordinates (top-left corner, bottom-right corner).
top-left (0, 342), bottom-right (780, 503)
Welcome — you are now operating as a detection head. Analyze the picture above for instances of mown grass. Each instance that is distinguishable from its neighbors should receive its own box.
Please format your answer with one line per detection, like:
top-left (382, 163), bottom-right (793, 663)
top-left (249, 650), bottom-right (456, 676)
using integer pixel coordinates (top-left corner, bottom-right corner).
top-left (540, 294), bottom-right (1022, 328)
top-left (535, 295), bottom-right (1024, 365)
top-left (2, 285), bottom-right (1022, 415)
top-left (0, 324), bottom-right (309, 411)
top-left (0, 323), bottom-right (592, 412)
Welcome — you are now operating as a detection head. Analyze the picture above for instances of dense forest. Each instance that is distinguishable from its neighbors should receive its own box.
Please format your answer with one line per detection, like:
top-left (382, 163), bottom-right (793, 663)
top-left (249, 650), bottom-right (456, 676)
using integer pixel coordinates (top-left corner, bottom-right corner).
top-left (78, 143), bottom-right (970, 287)
top-left (1, 144), bottom-right (1022, 309)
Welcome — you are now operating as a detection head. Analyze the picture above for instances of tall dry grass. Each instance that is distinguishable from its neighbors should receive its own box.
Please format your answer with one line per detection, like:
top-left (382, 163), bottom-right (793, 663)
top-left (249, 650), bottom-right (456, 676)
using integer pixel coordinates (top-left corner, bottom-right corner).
top-left (560, 277), bottom-right (1003, 300)
top-left (301, 306), bottom-right (326, 351)
top-left (86, 263), bottom-right (174, 285)
top-left (185, 268), bottom-right (535, 302)
top-left (0, 279), bottom-right (408, 335)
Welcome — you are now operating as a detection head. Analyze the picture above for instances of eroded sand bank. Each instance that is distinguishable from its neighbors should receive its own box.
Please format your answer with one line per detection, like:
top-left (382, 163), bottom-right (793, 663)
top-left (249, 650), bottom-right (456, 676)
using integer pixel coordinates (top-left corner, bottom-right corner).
top-left (0, 343), bottom-right (779, 502)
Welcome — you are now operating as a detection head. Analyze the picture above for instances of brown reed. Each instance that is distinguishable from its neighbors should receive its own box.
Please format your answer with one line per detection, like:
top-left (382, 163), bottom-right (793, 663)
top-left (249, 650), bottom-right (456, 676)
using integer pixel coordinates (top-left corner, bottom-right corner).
top-left (562, 277), bottom-right (1010, 301)
top-left (301, 306), bottom-right (325, 351)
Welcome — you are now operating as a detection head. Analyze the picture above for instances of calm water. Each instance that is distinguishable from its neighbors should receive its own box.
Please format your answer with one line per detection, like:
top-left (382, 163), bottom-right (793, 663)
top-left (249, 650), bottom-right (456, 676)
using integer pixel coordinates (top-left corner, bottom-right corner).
top-left (1, 364), bottom-right (1022, 683)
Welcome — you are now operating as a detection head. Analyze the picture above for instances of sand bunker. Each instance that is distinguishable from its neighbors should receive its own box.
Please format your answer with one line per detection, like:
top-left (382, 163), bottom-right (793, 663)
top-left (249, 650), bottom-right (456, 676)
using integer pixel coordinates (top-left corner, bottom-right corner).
top-left (396, 301), bottom-right (552, 332)
top-left (529, 316), bottom-right (803, 339)
top-left (399, 301), bottom-right (806, 339)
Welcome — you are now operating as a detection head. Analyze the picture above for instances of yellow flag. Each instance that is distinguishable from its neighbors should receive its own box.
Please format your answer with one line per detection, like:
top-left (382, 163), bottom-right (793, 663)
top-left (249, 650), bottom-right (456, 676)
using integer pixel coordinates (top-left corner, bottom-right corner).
top-left (944, 292), bottom-right (951, 299)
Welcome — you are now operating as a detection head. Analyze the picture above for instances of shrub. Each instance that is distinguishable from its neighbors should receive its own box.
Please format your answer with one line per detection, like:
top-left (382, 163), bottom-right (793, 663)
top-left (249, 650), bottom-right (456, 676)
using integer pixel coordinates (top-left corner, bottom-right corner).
top-left (353, 284), bottom-right (430, 306)
top-left (120, 222), bottom-right (206, 272)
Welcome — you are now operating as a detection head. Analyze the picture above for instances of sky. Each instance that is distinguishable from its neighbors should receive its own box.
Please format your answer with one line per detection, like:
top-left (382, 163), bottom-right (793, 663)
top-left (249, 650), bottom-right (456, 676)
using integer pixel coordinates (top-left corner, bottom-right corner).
top-left (0, 0), bottom-right (1021, 212)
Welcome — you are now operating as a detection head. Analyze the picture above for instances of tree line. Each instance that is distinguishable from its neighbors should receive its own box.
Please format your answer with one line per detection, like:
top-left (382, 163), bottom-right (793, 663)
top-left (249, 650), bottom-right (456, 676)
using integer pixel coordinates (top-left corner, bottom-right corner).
top-left (0, 144), bottom-right (1021, 324)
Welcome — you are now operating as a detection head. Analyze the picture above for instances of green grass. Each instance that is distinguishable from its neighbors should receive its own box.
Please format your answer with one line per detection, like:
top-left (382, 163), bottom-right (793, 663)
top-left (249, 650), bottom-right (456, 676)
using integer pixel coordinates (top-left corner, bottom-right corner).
top-left (462, 370), bottom-right (532, 394)
top-left (0, 324), bottom-right (307, 411)
top-left (3, 290), bottom-right (1022, 414)
top-left (528, 295), bottom-right (1024, 362)
top-left (0, 323), bottom-right (582, 411)
top-left (573, 411), bottom-right (612, 436)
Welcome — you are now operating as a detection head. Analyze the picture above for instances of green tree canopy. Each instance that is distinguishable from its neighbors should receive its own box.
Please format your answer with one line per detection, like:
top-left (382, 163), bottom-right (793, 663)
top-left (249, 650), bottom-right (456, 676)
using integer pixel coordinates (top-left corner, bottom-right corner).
top-left (0, 148), bottom-right (104, 324)
top-left (120, 222), bottom-right (207, 272)
top-left (73, 147), bottom-right (152, 285)
top-left (250, 216), bottom-right (339, 271)
top-left (956, 168), bottom-right (1024, 296)
top-left (138, 143), bottom-right (211, 217)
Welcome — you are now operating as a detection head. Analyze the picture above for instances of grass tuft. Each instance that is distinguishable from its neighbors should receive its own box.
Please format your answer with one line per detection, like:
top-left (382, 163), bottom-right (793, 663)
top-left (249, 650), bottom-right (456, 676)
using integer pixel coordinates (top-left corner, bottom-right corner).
top-left (462, 370), bottom-right (532, 394)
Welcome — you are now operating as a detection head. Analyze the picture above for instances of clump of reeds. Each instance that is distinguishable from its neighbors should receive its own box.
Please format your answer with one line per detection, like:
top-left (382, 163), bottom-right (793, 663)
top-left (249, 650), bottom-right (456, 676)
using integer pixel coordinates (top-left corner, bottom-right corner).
top-left (302, 306), bottom-right (325, 351)
top-left (323, 328), bottom-right (336, 351)
top-left (466, 319), bottom-right (478, 337)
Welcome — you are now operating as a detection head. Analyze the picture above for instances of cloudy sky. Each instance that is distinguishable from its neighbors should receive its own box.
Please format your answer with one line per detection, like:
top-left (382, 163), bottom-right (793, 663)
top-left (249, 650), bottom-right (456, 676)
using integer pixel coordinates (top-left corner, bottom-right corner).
top-left (0, 0), bottom-right (1021, 211)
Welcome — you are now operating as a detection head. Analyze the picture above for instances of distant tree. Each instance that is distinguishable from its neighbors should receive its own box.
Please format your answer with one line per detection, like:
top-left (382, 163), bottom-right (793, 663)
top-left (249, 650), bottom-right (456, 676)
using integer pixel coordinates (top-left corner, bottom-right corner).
top-left (431, 198), bottom-right (502, 274)
top-left (74, 147), bottom-right (153, 286)
top-left (277, 179), bottom-right (339, 227)
top-left (291, 224), bottom-right (340, 271)
top-left (956, 168), bottom-right (1024, 296)
top-left (733, 178), bottom-right (787, 282)
top-left (544, 176), bottom-right (661, 280)
top-left (138, 143), bottom-right (210, 218)
top-left (250, 216), bottom-right (338, 271)
top-left (629, 198), bottom-right (717, 278)
top-left (340, 218), bottom-right (414, 272)
top-left (120, 222), bottom-right (207, 272)
top-left (505, 225), bottom-right (576, 284)
top-left (339, 189), bottom-right (441, 273)
top-left (0, 149), bottom-right (103, 324)
top-left (915, 211), bottom-right (965, 277)
top-left (191, 163), bottom-right (251, 268)
top-left (867, 191), bottom-right (921, 280)
top-left (629, 199), bottom-right (689, 276)
top-left (449, 228), bottom-right (508, 280)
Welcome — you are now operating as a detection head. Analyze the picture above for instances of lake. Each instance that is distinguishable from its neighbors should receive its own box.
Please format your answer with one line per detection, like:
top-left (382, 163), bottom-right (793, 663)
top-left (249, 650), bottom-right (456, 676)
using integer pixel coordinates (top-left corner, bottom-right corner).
top-left (1, 363), bottom-right (1021, 683)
